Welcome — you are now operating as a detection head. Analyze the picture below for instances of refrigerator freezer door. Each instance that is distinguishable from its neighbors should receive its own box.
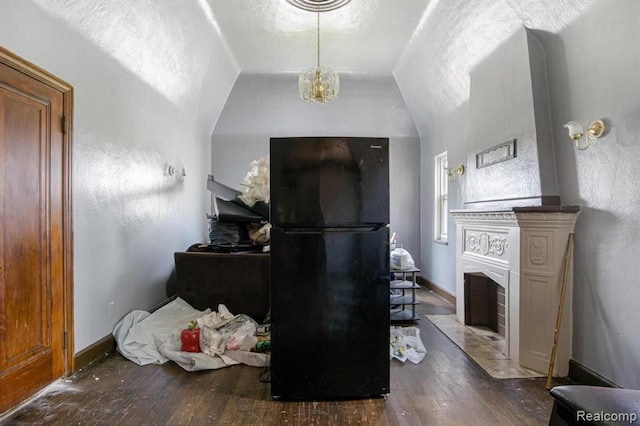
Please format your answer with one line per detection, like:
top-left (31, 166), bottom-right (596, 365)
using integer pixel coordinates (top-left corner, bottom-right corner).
top-left (270, 137), bottom-right (389, 227)
top-left (270, 227), bottom-right (390, 400)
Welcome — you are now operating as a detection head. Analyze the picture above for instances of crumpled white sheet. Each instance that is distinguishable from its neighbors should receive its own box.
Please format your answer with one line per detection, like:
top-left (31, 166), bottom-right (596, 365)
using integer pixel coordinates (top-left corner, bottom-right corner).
top-left (390, 326), bottom-right (427, 364)
top-left (113, 297), bottom-right (268, 371)
top-left (113, 297), bottom-right (210, 366)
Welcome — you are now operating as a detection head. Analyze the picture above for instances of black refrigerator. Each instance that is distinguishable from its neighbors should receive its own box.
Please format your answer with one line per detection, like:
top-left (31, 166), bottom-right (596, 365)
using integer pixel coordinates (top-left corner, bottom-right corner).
top-left (270, 136), bottom-right (390, 400)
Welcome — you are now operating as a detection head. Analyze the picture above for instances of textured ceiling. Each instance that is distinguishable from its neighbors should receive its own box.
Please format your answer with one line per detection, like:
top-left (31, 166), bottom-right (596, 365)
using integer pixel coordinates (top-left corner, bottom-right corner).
top-left (395, 0), bottom-right (597, 114)
top-left (206, 0), bottom-right (429, 74)
top-left (27, 0), bottom-right (599, 81)
top-left (26, 0), bottom-right (598, 111)
top-left (207, 0), bottom-right (596, 75)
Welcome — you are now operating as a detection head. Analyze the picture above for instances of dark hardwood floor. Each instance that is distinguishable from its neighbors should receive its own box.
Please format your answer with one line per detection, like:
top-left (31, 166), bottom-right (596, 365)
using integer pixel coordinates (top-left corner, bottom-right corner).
top-left (1, 288), bottom-right (567, 425)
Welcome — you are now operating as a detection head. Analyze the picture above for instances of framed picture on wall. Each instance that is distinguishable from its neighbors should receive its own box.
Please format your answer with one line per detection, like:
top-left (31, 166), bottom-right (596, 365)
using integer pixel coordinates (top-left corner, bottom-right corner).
top-left (476, 138), bottom-right (517, 169)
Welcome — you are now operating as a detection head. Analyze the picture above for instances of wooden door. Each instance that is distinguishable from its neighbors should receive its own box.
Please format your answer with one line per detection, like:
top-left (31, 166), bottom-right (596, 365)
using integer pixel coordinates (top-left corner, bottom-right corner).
top-left (0, 48), bottom-right (73, 414)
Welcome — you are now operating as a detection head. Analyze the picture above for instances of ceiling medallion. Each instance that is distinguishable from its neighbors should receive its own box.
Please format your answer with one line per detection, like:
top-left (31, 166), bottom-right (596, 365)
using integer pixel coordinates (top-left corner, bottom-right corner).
top-left (286, 0), bottom-right (351, 13)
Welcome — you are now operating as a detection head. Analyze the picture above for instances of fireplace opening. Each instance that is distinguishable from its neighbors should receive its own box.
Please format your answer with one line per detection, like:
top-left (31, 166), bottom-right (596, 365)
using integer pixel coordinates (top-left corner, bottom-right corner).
top-left (463, 273), bottom-right (505, 337)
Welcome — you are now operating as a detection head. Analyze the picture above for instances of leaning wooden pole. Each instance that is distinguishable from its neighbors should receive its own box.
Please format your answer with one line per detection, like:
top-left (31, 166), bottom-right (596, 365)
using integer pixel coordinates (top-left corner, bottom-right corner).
top-left (546, 233), bottom-right (574, 390)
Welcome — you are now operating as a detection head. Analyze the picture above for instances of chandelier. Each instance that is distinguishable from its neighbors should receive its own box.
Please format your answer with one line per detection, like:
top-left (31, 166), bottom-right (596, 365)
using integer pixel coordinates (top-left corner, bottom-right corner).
top-left (297, 0), bottom-right (341, 103)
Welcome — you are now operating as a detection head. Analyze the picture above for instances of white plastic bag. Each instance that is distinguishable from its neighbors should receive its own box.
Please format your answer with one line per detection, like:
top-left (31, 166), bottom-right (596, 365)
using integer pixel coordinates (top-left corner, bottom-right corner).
top-left (390, 326), bottom-right (427, 364)
top-left (391, 247), bottom-right (415, 270)
top-left (199, 313), bottom-right (258, 357)
top-left (225, 322), bottom-right (258, 351)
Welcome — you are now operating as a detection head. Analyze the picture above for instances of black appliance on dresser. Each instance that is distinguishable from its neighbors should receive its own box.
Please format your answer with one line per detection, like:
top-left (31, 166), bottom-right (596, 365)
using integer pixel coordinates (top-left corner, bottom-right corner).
top-left (269, 137), bottom-right (390, 400)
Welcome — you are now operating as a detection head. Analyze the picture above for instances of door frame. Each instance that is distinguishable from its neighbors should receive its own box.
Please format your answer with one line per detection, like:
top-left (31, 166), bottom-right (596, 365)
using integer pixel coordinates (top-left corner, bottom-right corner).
top-left (0, 46), bottom-right (74, 375)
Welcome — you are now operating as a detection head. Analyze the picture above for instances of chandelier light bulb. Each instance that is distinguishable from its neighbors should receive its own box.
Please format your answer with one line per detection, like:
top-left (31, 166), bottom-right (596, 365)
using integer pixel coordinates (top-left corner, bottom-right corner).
top-left (299, 66), bottom-right (340, 103)
top-left (297, 1), bottom-right (340, 103)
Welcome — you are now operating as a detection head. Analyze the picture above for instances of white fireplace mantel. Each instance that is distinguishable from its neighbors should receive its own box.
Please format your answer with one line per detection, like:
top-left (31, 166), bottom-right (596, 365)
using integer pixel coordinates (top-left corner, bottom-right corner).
top-left (451, 207), bottom-right (579, 376)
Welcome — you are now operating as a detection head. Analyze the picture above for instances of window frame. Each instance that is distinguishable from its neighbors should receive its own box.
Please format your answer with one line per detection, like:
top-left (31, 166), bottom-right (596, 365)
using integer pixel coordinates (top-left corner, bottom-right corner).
top-left (434, 151), bottom-right (449, 244)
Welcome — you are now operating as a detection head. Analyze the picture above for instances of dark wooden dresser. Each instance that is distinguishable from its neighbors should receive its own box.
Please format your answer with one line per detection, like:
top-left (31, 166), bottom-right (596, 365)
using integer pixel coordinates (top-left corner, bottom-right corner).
top-left (173, 248), bottom-right (270, 323)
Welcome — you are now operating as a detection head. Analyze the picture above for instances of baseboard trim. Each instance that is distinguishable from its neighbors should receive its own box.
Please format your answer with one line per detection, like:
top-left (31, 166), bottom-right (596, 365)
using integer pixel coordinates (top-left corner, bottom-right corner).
top-left (151, 295), bottom-right (177, 312)
top-left (74, 334), bottom-right (115, 372)
top-left (568, 359), bottom-right (619, 388)
top-left (73, 296), bottom-right (177, 372)
top-left (416, 276), bottom-right (456, 306)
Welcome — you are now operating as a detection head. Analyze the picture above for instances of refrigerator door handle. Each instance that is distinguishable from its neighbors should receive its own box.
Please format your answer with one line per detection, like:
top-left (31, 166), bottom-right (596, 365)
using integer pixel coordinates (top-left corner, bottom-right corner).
top-left (279, 225), bottom-right (383, 234)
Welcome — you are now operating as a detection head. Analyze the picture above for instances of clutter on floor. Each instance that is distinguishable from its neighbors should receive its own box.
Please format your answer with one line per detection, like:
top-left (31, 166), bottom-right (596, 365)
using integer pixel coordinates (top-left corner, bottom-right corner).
top-left (113, 298), bottom-right (270, 372)
top-left (114, 298), bottom-right (428, 372)
top-left (390, 326), bottom-right (427, 364)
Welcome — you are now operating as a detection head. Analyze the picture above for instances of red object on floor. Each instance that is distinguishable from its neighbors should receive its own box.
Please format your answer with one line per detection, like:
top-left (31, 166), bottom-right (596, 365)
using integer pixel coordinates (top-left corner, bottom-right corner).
top-left (180, 328), bottom-right (200, 352)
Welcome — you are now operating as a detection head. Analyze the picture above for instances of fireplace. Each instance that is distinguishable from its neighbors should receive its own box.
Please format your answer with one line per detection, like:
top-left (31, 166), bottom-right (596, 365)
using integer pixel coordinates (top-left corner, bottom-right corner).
top-left (451, 26), bottom-right (582, 376)
top-left (451, 207), bottom-right (579, 376)
top-left (464, 273), bottom-right (505, 337)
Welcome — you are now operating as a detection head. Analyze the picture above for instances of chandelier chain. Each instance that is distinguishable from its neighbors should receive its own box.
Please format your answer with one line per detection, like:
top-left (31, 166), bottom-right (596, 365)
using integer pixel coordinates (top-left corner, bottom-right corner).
top-left (316, 0), bottom-right (320, 68)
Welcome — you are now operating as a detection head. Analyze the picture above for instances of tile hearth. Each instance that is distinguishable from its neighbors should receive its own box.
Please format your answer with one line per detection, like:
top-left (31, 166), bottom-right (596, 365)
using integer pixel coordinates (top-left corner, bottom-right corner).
top-left (426, 314), bottom-right (543, 379)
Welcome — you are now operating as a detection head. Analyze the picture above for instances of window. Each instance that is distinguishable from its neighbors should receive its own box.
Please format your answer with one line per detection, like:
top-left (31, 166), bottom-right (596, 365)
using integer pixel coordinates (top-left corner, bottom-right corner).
top-left (434, 152), bottom-right (448, 243)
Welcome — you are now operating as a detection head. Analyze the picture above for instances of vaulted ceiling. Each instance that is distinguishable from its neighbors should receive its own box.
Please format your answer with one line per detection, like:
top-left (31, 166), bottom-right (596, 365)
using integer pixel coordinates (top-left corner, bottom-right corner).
top-left (25, 0), bottom-right (598, 126)
top-left (205, 0), bottom-right (597, 121)
top-left (206, 0), bottom-right (429, 74)
top-left (27, 0), bottom-right (598, 103)
top-left (205, 0), bottom-right (596, 76)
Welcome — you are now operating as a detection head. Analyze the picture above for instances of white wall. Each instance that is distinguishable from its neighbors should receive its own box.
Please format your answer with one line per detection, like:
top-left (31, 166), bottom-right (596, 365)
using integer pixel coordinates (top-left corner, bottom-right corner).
top-left (396, 0), bottom-right (640, 388)
top-left (466, 28), bottom-right (558, 207)
top-left (212, 73), bottom-right (421, 263)
top-left (0, 0), bottom-right (238, 352)
top-left (538, 1), bottom-right (640, 388)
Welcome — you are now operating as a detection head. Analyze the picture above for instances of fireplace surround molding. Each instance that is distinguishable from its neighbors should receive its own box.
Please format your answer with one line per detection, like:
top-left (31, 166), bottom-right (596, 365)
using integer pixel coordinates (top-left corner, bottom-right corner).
top-left (451, 207), bottom-right (579, 376)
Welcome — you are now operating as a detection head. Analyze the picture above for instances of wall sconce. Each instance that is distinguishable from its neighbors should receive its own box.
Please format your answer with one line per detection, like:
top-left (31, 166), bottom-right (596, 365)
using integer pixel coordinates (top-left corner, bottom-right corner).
top-left (564, 119), bottom-right (606, 150)
top-left (167, 164), bottom-right (186, 181)
top-left (448, 164), bottom-right (465, 182)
